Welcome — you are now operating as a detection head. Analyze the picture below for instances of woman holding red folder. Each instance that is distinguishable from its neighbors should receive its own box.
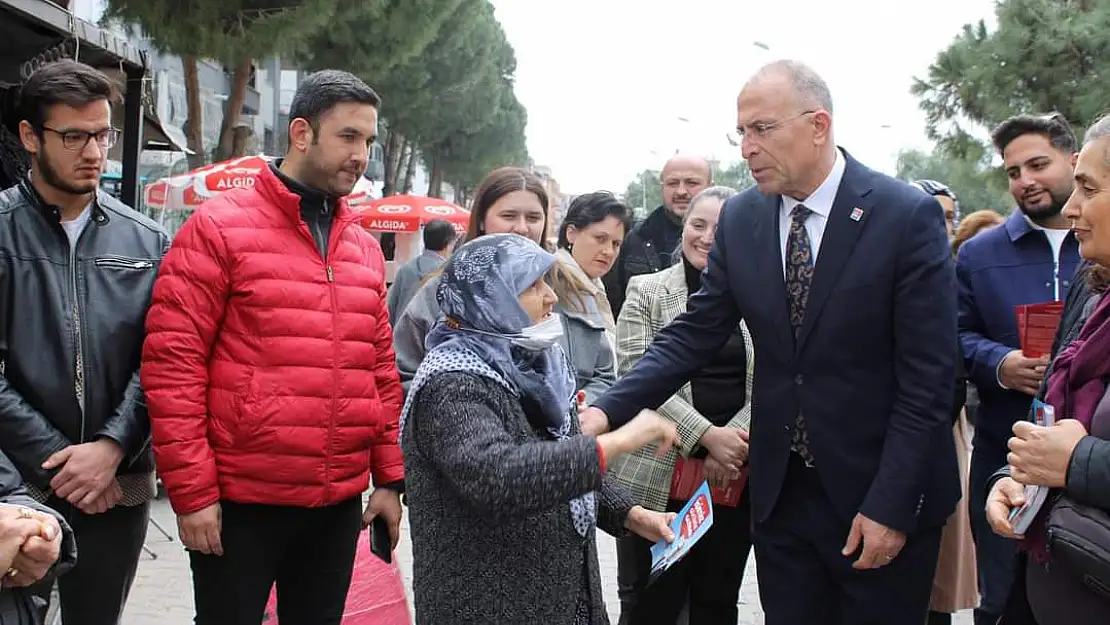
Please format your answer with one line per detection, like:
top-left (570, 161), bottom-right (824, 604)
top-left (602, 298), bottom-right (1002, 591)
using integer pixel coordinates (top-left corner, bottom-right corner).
top-left (608, 186), bottom-right (754, 625)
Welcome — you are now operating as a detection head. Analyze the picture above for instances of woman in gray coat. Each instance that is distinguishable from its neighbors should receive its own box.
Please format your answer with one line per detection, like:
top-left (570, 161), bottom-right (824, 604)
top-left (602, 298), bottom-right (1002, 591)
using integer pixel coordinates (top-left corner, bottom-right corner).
top-left (400, 234), bottom-right (678, 624)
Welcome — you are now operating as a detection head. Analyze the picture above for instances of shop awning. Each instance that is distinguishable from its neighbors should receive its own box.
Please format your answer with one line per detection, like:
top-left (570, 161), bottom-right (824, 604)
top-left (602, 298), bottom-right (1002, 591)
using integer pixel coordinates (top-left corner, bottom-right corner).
top-left (0, 0), bottom-right (147, 88)
top-left (144, 111), bottom-right (193, 154)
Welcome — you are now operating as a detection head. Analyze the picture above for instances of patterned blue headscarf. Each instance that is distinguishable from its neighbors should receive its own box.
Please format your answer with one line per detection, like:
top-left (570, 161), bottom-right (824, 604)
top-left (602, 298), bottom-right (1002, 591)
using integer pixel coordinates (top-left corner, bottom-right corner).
top-left (399, 234), bottom-right (596, 536)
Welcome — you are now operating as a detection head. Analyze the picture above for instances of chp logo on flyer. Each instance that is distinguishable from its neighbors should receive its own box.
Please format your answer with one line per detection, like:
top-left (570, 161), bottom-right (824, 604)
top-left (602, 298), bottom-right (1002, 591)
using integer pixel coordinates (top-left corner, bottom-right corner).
top-left (649, 481), bottom-right (715, 582)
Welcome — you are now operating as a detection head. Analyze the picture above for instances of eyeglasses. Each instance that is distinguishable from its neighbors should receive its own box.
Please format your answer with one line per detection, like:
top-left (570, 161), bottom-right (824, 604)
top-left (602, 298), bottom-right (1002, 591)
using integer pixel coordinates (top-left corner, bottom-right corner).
top-left (731, 110), bottom-right (818, 144)
top-left (40, 126), bottom-right (120, 151)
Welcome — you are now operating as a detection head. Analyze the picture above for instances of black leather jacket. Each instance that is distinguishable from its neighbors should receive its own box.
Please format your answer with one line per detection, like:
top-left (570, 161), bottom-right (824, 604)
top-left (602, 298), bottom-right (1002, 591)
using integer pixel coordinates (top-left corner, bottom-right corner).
top-left (602, 206), bottom-right (682, 316)
top-left (0, 178), bottom-right (168, 488)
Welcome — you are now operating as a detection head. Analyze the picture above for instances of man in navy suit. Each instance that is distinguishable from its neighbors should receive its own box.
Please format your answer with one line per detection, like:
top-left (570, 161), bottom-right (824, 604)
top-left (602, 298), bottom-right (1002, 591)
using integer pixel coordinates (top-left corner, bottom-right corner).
top-left (581, 60), bottom-right (961, 624)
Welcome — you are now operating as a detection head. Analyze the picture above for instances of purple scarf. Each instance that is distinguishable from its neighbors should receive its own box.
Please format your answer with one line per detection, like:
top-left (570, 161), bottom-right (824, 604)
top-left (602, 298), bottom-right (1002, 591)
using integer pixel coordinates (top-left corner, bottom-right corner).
top-left (1027, 293), bottom-right (1110, 561)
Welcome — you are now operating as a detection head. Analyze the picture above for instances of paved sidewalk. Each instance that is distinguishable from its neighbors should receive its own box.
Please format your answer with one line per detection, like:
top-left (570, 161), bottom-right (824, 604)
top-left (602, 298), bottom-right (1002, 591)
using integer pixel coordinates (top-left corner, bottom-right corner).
top-left (120, 498), bottom-right (972, 624)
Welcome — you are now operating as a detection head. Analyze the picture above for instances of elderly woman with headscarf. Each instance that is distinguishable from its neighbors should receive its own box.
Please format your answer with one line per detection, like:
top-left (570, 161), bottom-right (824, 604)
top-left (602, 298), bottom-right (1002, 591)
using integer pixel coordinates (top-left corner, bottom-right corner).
top-left (400, 234), bottom-right (680, 624)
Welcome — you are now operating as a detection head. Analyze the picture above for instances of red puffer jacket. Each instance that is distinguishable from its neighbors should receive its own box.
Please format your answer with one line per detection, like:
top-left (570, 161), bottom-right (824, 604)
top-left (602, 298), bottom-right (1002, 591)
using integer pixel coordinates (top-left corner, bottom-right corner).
top-left (142, 166), bottom-right (403, 515)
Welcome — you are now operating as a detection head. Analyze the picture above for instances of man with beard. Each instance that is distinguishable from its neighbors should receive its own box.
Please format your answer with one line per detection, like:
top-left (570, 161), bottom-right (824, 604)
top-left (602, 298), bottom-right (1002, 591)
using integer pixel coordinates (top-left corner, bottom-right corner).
top-left (141, 70), bottom-right (404, 624)
top-left (0, 60), bottom-right (168, 624)
top-left (603, 154), bottom-right (711, 314)
top-left (956, 112), bottom-right (1082, 625)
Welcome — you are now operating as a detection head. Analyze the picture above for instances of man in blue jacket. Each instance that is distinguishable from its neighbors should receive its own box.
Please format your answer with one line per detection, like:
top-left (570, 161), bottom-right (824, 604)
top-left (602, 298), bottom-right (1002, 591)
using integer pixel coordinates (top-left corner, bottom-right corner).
top-left (956, 112), bottom-right (1081, 625)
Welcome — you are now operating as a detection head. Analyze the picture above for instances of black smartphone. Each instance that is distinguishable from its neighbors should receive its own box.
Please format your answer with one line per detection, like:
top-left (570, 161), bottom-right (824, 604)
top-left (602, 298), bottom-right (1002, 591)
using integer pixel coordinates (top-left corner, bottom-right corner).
top-left (369, 516), bottom-right (392, 563)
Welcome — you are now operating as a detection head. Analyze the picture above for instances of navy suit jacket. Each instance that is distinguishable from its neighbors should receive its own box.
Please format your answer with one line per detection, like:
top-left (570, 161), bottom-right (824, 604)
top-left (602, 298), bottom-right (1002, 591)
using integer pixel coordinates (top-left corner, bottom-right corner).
top-left (594, 152), bottom-right (961, 534)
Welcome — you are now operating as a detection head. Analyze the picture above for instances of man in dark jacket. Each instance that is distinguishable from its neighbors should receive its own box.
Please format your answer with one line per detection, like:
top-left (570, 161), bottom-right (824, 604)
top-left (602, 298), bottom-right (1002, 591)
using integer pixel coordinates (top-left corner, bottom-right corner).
top-left (386, 218), bottom-right (456, 320)
top-left (1, 60), bottom-right (168, 625)
top-left (603, 155), bottom-right (711, 314)
top-left (957, 112), bottom-right (1081, 625)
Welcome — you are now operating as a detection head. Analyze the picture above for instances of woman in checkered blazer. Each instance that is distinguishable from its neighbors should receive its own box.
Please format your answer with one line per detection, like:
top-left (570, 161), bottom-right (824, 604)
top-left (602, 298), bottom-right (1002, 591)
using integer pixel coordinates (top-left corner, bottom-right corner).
top-left (608, 186), bottom-right (755, 625)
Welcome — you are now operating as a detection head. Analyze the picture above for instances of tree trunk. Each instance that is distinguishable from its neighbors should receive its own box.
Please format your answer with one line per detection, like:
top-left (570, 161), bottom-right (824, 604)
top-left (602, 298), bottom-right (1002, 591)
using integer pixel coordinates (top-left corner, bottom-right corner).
top-left (402, 145), bottom-right (418, 193)
top-left (428, 151), bottom-right (443, 198)
top-left (230, 126), bottom-right (251, 158)
top-left (395, 139), bottom-right (411, 193)
top-left (215, 55), bottom-right (253, 162)
top-left (382, 129), bottom-right (400, 196)
top-left (182, 56), bottom-right (207, 170)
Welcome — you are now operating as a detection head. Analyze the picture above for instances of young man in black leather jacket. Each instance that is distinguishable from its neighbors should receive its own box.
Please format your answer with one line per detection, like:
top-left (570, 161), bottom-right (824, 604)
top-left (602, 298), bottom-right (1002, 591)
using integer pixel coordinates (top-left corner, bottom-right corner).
top-left (0, 60), bottom-right (168, 625)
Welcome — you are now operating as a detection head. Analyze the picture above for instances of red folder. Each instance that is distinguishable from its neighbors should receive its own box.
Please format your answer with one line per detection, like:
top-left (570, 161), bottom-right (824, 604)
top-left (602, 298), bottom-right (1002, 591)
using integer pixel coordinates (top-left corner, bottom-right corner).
top-left (669, 457), bottom-right (747, 507)
top-left (1015, 301), bottom-right (1064, 358)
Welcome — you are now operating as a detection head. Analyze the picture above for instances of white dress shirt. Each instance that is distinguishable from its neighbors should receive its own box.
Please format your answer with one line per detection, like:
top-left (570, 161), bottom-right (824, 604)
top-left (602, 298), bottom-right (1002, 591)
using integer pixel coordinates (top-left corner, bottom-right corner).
top-left (779, 149), bottom-right (847, 276)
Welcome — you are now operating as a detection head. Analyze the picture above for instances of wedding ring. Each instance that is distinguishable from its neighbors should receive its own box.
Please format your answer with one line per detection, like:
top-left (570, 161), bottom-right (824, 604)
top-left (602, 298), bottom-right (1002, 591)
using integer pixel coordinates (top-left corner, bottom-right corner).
top-left (17, 507), bottom-right (33, 519)
top-left (7, 568), bottom-right (18, 578)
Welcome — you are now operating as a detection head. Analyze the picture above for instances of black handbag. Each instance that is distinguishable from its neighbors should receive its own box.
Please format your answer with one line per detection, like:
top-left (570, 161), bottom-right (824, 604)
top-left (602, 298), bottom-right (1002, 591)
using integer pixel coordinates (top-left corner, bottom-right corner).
top-left (1045, 494), bottom-right (1110, 599)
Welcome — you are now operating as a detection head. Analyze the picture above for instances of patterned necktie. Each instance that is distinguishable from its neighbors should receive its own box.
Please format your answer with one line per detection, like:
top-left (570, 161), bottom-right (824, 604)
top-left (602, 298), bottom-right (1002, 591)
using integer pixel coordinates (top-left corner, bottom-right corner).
top-left (785, 204), bottom-right (817, 466)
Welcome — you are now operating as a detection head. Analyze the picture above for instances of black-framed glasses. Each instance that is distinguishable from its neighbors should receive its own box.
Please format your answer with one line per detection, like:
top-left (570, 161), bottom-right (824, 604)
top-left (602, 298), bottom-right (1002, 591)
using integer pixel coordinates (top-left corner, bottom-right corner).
top-left (40, 126), bottom-right (119, 151)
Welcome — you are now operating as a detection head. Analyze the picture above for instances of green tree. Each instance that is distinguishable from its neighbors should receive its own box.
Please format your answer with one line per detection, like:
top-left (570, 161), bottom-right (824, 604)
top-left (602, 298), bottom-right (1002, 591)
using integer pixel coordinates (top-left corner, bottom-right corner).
top-left (295, 0), bottom-right (466, 194)
top-left (298, 0), bottom-right (463, 76)
top-left (896, 146), bottom-right (1013, 214)
top-left (105, 0), bottom-right (342, 166)
top-left (437, 87), bottom-right (530, 204)
top-left (714, 160), bottom-right (755, 191)
top-left (912, 0), bottom-right (1110, 150)
top-left (408, 0), bottom-right (523, 196)
top-left (623, 170), bottom-right (664, 218)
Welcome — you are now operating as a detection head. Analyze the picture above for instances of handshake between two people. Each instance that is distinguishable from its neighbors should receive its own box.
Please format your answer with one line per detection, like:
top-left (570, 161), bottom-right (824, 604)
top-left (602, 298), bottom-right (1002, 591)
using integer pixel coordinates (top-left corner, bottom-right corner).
top-left (0, 503), bottom-right (63, 588)
top-left (578, 405), bottom-right (749, 490)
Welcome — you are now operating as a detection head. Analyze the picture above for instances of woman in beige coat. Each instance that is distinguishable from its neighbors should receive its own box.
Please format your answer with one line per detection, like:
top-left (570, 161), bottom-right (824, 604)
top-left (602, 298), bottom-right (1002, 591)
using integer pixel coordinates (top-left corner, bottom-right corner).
top-left (911, 180), bottom-right (981, 624)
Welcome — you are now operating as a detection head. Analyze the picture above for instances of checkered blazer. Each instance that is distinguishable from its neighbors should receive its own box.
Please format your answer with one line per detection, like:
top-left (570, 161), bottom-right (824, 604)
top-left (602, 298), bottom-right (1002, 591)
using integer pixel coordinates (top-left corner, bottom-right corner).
top-left (607, 262), bottom-right (754, 512)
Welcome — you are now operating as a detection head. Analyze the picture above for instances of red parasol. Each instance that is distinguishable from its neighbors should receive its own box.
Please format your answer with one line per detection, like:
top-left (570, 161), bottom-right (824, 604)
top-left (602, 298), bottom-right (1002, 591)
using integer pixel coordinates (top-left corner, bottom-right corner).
top-left (348, 193), bottom-right (469, 234)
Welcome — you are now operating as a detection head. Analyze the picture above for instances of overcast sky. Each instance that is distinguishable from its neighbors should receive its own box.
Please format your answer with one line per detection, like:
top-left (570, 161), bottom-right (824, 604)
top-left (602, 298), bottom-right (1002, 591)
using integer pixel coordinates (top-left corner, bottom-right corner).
top-left (490, 0), bottom-right (999, 195)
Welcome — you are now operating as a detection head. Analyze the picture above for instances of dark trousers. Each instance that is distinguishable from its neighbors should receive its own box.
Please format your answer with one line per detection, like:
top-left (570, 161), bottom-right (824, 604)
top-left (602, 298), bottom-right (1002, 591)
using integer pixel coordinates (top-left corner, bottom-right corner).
top-left (616, 488), bottom-right (752, 625)
top-left (969, 447), bottom-right (1017, 623)
top-left (32, 498), bottom-right (150, 625)
top-left (753, 454), bottom-right (943, 625)
top-left (190, 497), bottom-right (362, 625)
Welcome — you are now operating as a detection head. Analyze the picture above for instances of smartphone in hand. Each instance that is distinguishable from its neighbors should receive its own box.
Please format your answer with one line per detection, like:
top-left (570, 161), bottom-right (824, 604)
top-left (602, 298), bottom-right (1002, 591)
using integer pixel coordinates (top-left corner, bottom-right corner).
top-left (369, 516), bottom-right (392, 563)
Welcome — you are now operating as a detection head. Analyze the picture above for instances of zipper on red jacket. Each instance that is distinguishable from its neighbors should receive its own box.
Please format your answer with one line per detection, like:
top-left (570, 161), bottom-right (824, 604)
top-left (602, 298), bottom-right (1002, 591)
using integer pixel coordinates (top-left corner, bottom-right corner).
top-left (321, 207), bottom-right (353, 503)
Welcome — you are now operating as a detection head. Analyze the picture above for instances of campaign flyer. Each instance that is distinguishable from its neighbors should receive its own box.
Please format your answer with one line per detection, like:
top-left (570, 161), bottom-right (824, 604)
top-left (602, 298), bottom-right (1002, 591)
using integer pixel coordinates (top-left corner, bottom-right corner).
top-left (1008, 400), bottom-right (1056, 535)
top-left (649, 481), bottom-right (714, 581)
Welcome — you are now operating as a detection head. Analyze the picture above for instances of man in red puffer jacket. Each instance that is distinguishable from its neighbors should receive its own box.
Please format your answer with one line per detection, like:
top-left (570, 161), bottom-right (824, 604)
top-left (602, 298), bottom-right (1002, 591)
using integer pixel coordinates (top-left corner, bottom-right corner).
top-left (141, 70), bottom-right (403, 625)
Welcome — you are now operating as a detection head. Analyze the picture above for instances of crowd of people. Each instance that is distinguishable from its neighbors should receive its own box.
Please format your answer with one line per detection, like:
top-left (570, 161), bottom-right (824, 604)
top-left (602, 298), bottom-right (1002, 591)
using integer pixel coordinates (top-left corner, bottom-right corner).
top-left (0, 51), bottom-right (1106, 625)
